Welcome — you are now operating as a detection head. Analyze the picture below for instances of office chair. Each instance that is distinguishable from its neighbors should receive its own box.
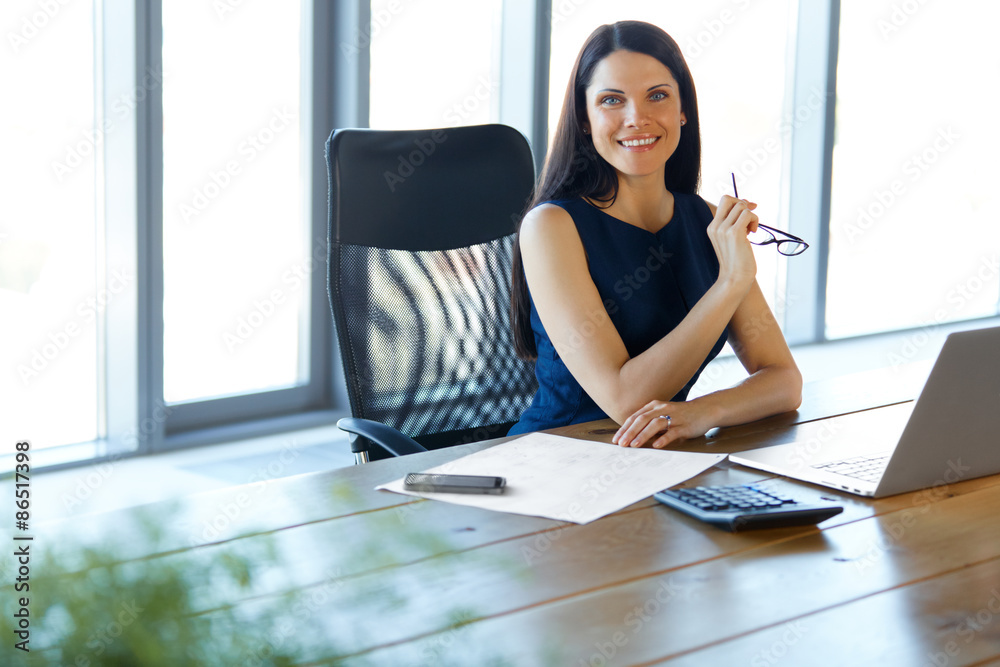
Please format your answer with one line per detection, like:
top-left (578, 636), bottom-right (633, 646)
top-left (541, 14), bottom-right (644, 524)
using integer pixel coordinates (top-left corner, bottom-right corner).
top-left (325, 124), bottom-right (538, 463)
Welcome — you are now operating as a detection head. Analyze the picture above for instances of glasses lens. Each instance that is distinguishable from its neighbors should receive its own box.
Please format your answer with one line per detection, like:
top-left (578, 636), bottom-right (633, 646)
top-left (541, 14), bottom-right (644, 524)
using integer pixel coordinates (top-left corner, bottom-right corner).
top-left (777, 241), bottom-right (808, 256)
top-left (747, 227), bottom-right (775, 246)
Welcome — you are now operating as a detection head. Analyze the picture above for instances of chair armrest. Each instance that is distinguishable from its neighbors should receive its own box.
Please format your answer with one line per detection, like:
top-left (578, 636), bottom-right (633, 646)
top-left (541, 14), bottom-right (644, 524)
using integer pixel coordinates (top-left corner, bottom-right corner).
top-left (337, 417), bottom-right (428, 458)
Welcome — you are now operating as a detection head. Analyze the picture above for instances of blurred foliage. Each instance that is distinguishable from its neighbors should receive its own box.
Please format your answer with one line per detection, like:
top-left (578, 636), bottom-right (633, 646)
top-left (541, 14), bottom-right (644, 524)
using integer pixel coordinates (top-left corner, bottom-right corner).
top-left (1, 502), bottom-right (303, 666)
top-left (0, 487), bottom-right (539, 666)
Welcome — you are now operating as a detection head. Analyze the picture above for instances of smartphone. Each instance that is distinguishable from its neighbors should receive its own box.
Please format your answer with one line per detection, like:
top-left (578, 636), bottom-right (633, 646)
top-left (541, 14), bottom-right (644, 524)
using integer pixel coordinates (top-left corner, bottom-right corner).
top-left (404, 473), bottom-right (506, 494)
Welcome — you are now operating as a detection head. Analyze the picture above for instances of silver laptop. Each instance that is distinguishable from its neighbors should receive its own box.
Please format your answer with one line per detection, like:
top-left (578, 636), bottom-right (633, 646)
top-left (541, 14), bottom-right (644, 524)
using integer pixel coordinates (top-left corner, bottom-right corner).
top-left (729, 326), bottom-right (1000, 498)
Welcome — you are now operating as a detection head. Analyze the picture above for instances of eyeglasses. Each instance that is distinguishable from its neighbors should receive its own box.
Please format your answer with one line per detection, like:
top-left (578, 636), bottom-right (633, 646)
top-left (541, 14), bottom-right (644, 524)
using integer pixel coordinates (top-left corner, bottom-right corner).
top-left (731, 173), bottom-right (809, 256)
top-left (749, 222), bottom-right (809, 256)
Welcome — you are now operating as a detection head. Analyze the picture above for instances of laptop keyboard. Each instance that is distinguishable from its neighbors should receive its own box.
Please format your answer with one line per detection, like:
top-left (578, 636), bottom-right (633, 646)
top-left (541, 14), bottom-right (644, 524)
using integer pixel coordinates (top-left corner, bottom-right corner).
top-left (812, 454), bottom-right (891, 484)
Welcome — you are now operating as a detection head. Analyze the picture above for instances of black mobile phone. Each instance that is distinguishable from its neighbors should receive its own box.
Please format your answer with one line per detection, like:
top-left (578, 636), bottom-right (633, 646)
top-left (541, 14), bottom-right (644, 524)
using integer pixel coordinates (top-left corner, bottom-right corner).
top-left (403, 473), bottom-right (506, 494)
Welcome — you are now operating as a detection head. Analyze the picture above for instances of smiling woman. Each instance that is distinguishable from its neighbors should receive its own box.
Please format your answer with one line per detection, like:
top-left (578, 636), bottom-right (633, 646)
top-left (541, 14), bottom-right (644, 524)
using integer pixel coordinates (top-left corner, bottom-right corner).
top-left (508, 20), bottom-right (802, 448)
top-left (584, 50), bottom-right (687, 188)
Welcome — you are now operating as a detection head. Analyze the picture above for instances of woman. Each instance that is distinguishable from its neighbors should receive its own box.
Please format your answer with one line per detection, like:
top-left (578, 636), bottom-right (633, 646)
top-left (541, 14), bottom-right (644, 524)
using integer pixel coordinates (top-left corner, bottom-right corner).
top-left (508, 20), bottom-right (802, 448)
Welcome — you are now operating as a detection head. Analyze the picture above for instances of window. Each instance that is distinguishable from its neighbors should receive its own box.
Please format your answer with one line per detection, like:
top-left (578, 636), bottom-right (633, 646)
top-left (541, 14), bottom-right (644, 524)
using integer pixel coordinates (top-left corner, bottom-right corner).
top-left (1, 0), bottom-right (100, 455)
top-left (368, 0), bottom-right (503, 130)
top-left (5, 1), bottom-right (344, 469)
top-left (161, 2), bottom-right (307, 403)
top-left (826, 0), bottom-right (1000, 338)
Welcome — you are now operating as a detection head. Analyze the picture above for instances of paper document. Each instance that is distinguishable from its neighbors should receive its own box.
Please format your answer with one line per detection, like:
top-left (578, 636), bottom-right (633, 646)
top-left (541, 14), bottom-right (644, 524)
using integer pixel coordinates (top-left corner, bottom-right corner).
top-left (377, 432), bottom-right (726, 524)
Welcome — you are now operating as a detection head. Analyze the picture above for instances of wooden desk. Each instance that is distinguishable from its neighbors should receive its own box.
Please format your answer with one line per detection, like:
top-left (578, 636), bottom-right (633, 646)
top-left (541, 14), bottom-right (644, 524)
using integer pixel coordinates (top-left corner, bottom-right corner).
top-left (32, 365), bottom-right (1000, 665)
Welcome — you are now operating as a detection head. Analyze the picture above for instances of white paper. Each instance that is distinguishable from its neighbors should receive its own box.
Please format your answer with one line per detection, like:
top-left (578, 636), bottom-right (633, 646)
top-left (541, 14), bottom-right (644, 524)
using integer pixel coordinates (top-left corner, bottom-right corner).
top-left (376, 432), bottom-right (726, 524)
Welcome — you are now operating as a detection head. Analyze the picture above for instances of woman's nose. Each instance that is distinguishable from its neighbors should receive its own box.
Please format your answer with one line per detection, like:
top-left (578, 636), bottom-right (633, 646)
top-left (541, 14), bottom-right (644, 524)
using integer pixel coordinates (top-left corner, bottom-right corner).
top-left (624, 101), bottom-right (650, 127)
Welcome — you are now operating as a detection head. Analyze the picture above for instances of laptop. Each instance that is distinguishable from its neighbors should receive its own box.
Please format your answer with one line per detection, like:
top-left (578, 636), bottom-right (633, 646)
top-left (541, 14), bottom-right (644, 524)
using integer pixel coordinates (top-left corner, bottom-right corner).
top-left (729, 326), bottom-right (1000, 498)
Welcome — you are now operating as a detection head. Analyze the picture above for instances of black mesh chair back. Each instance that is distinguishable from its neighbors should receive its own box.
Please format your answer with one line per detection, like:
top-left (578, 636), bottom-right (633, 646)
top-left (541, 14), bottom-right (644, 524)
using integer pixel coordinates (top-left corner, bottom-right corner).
top-left (326, 124), bottom-right (538, 460)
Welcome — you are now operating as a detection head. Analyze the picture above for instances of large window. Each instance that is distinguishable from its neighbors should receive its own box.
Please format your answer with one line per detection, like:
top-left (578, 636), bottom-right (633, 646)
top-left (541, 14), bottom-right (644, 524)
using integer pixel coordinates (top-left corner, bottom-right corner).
top-left (161, 2), bottom-right (306, 403)
top-left (826, 0), bottom-right (1000, 338)
top-left (4, 1), bottom-right (342, 469)
top-left (1, 0), bottom-right (100, 455)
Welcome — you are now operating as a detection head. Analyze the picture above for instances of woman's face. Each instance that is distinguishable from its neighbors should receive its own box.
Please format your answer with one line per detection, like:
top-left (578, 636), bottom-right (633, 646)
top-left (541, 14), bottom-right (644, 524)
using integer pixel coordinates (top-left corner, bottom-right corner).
top-left (583, 50), bottom-right (686, 182)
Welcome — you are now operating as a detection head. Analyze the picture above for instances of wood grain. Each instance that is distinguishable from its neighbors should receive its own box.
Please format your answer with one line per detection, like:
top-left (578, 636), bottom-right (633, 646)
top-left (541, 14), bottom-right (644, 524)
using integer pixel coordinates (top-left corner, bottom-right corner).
top-left (348, 478), bottom-right (1000, 665)
top-left (31, 363), bottom-right (1000, 666)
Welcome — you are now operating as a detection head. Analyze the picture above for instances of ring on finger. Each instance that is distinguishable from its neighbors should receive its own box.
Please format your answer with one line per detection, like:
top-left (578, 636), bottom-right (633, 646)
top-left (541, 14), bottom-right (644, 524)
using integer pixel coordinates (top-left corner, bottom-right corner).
top-left (658, 415), bottom-right (672, 431)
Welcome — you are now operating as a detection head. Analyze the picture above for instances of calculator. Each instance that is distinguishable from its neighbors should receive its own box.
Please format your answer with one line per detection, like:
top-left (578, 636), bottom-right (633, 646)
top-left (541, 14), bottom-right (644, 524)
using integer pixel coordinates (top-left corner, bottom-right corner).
top-left (653, 484), bottom-right (844, 531)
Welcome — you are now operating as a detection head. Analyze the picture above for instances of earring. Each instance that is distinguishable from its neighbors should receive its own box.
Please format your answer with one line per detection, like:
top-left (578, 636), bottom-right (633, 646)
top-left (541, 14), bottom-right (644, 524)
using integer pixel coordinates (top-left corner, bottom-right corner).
top-left (680, 120), bottom-right (686, 126)
top-left (583, 128), bottom-right (590, 134)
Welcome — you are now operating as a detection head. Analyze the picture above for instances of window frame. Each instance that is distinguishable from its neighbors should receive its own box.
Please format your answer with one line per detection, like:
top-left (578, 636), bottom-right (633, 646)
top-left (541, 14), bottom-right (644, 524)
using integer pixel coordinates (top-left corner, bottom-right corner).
top-left (781, 0), bottom-right (839, 345)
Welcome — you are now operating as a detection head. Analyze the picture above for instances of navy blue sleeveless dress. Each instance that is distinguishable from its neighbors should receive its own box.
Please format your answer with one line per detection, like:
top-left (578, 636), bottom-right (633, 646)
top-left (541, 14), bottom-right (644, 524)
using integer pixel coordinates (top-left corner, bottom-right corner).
top-left (508, 193), bottom-right (728, 434)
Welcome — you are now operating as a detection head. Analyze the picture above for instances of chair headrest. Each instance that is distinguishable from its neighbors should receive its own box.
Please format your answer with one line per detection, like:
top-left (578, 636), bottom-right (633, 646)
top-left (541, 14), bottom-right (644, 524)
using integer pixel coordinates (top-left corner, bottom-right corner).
top-left (326, 124), bottom-right (535, 251)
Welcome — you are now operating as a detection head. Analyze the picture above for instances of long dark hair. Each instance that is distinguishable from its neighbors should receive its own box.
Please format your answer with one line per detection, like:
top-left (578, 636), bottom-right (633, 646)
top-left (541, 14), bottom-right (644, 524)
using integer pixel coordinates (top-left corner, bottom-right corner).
top-left (511, 20), bottom-right (702, 359)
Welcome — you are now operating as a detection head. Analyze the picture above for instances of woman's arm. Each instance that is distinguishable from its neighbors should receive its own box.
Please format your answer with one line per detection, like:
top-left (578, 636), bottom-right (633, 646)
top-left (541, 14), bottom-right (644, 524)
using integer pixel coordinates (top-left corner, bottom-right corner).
top-left (519, 195), bottom-right (761, 424)
top-left (611, 278), bottom-right (802, 448)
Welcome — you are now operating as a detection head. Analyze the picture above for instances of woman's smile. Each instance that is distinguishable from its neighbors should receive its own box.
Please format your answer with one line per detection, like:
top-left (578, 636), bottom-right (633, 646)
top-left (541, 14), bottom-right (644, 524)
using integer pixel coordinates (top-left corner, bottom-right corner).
top-left (585, 50), bottom-right (685, 179)
top-left (617, 134), bottom-right (661, 151)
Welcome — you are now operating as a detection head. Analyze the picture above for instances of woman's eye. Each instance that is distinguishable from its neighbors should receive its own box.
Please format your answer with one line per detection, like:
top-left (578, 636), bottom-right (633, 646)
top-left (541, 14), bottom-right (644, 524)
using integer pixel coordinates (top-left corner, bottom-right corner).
top-left (601, 96), bottom-right (622, 106)
top-left (650, 91), bottom-right (668, 101)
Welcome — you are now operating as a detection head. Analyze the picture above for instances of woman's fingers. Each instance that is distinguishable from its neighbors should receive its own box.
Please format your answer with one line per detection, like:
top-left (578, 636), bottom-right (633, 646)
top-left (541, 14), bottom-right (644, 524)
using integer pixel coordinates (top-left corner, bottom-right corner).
top-left (714, 195), bottom-right (754, 218)
top-left (613, 404), bottom-right (684, 448)
top-left (611, 412), bottom-right (639, 444)
top-left (628, 414), bottom-right (671, 447)
top-left (738, 207), bottom-right (759, 233)
top-left (625, 413), bottom-right (685, 448)
top-left (613, 402), bottom-right (659, 446)
top-left (614, 400), bottom-right (717, 449)
top-left (726, 202), bottom-right (758, 232)
top-left (649, 428), bottom-right (679, 450)
top-left (713, 195), bottom-right (742, 223)
top-left (613, 414), bottom-right (649, 447)
top-left (709, 196), bottom-right (759, 287)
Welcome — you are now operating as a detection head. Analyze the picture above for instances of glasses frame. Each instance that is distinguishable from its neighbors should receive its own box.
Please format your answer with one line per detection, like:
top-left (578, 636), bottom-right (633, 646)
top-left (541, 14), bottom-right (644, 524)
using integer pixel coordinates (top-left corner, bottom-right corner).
top-left (749, 223), bottom-right (810, 256)
top-left (731, 172), bottom-right (809, 256)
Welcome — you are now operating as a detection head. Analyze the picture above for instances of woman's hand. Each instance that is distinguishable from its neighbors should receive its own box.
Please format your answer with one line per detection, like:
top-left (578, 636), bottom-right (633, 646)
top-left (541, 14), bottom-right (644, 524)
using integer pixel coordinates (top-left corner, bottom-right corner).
top-left (611, 399), bottom-right (718, 449)
top-left (707, 195), bottom-right (759, 292)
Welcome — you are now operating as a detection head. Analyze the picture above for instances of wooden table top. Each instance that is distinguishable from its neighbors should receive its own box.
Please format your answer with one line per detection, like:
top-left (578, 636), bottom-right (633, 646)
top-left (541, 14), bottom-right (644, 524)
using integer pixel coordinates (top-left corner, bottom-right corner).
top-left (30, 361), bottom-right (1000, 665)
